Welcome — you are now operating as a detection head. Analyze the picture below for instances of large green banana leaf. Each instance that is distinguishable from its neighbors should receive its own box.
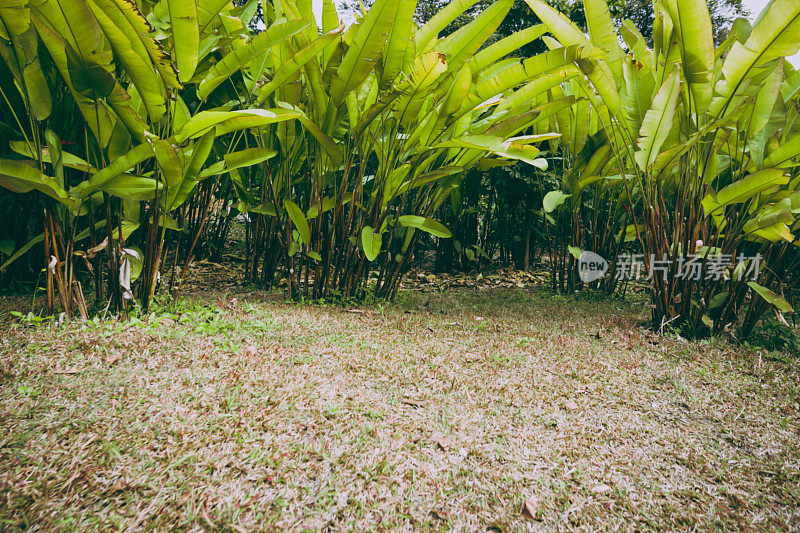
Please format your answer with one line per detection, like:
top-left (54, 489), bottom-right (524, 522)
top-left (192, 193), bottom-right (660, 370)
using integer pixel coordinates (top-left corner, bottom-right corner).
top-left (634, 67), bottom-right (681, 172)
top-left (330, 0), bottom-right (396, 104)
top-left (198, 19), bottom-right (309, 100)
top-left (167, 0), bottom-right (199, 83)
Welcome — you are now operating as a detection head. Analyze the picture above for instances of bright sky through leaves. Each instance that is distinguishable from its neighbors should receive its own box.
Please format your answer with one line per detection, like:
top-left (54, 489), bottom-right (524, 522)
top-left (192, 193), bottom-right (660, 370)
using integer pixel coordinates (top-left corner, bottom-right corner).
top-left (736, 0), bottom-right (797, 64)
top-left (313, 0), bottom-right (799, 65)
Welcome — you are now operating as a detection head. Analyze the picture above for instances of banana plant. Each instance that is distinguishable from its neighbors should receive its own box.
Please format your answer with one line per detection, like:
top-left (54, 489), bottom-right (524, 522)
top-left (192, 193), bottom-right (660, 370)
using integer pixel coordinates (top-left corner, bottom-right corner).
top-left (527, 0), bottom-right (800, 336)
top-left (236, 0), bottom-right (588, 300)
top-left (0, 0), bottom-right (304, 314)
top-left (0, 0), bottom-right (165, 315)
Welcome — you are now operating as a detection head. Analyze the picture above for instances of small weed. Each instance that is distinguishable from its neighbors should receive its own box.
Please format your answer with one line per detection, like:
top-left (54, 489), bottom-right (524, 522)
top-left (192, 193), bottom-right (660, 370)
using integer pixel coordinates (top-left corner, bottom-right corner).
top-left (745, 319), bottom-right (800, 357)
top-left (9, 311), bottom-right (54, 326)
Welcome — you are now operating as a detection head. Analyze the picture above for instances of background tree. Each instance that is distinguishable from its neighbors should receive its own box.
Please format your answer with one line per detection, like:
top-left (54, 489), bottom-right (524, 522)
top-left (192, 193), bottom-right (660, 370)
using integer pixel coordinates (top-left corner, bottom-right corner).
top-left (348, 0), bottom-right (748, 50)
top-left (610, 0), bottom-right (746, 45)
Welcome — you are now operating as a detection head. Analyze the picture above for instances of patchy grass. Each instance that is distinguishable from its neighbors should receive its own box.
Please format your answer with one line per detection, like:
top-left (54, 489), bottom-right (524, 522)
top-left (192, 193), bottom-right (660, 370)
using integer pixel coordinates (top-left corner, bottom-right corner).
top-left (1, 288), bottom-right (799, 531)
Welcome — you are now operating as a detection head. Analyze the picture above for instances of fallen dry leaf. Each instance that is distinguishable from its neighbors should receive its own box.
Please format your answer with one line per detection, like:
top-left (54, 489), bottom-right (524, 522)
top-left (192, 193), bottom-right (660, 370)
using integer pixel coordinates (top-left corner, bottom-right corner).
top-left (432, 434), bottom-right (451, 450)
top-left (401, 396), bottom-right (429, 408)
top-left (242, 345), bottom-right (257, 357)
top-left (336, 492), bottom-right (348, 508)
top-left (430, 509), bottom-right (448, 521)
top-left (54, 367), bottom-right (85, 375)
top-left (202, 508), bottom-right (216, 528)
top-left (522, 496), bottom-right (541, 520)
top-left (592, 483), bottom-right (612, 493)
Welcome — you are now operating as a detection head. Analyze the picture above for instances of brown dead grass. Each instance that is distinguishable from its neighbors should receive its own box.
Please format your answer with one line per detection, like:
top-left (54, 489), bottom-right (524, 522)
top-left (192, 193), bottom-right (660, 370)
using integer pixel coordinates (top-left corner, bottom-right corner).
top-left (0, 287), bottom-right (798, 531)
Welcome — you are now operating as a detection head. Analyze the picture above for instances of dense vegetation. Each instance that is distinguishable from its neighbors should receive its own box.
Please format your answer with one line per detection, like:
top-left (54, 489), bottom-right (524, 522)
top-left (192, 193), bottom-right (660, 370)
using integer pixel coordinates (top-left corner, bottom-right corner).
top-left (1, 0), bottom-right (799, 341)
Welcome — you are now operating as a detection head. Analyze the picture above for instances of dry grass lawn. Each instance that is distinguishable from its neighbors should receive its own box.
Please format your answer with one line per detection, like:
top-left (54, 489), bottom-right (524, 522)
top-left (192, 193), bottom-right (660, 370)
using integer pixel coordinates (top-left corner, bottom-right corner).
top-left (1, 287), bottom-right (799, 531)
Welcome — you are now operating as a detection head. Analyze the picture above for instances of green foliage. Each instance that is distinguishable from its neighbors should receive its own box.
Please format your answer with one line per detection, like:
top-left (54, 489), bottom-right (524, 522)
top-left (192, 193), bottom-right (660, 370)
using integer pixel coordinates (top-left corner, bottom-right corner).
top-left (0, 0), bottom-right (797, 345)
top-left (0, 0), bottom-right (559, 309)
top-left (528, 0), bottom-right (800, 336)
